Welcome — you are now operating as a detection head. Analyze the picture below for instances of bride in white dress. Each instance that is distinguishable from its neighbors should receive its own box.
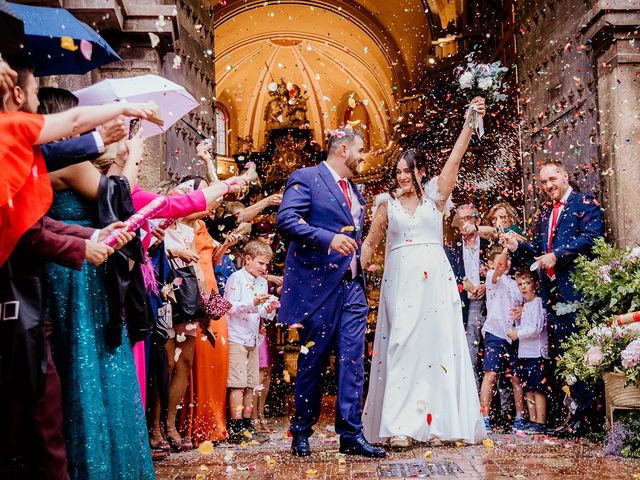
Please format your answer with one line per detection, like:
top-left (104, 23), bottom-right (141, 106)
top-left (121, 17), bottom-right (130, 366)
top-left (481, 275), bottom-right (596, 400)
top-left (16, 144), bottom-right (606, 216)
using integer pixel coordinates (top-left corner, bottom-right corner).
top-left (361, 97), bottom-right (487, 447)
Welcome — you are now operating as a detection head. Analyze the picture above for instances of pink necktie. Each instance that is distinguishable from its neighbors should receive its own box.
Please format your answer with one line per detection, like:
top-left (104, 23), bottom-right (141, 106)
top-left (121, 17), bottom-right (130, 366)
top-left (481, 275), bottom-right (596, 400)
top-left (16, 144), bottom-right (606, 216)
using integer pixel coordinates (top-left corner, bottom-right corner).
top-left (338, 179), bottom-right (352, 210)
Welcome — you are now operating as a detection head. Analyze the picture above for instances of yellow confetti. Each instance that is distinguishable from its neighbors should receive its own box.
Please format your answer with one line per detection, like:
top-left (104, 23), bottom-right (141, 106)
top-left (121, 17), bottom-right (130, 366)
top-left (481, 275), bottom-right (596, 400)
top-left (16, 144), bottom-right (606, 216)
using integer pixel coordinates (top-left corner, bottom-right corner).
top-left (266, 458), bottom-right (276, 467)
top-left (235, 405), bottom-right (244, 414)
top-left (423, 450), bottom-right (432, 459)
top-left (243, 430), bottom-right (253, 439)
top-left (483, 438), bottom-right (495, 450)
top-left (348, 97), bottom-right (357, 109)
top-left (306, 341), bottom-right (316, 348)
top-left (341, 225), bottom-right (355, 232)
top-left (199, 465), bottom-right (209, 471)
top-left (305, 469), bottom-right (318, 477)
top-left (283, 370), bottom-right (291, 383)
top-left (455, 441), bottom-right (464, 448)
top-left (197, 440), bottom-right (214, 455)
top-left (61, 36), bottom-right (78, 51)
top-left (562, 385), bottom-right (571, 397)
top-left (196, 474), bottom-right (206, 480)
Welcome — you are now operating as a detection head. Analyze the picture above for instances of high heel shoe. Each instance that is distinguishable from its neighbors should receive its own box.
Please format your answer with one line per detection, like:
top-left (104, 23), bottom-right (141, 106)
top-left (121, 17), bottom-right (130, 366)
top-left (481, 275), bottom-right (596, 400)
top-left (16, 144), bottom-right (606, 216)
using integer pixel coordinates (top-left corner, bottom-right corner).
top-left (165, 430), bottom-right (193, 452)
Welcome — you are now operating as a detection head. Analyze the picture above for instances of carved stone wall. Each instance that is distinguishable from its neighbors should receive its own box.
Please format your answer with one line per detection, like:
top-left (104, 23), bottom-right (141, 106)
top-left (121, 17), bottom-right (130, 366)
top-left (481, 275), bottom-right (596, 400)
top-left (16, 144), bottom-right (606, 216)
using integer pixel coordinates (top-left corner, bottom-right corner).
top-left (31, 0), bottom-right (214, 191)
top-left (516, 0), bottom-right (602, 216)
top-left (516, 0), bottom-right (640, 246)
top-left (163, 0), bottom-right (216, 183)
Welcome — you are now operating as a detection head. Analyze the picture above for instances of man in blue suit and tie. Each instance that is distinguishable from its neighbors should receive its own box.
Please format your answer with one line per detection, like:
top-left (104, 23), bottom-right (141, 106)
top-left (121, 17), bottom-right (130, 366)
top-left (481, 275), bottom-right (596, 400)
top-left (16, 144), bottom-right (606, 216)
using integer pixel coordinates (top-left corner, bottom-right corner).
top-left (503, 159), bottom-right (604, 436)
top-left (276, 128), bottom-right (385, 458)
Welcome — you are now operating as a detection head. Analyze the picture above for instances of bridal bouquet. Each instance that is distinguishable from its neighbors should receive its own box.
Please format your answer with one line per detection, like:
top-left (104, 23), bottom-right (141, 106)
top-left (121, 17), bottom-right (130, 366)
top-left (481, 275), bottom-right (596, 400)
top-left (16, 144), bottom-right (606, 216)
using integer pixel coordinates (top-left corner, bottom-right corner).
top-left (454, 53), bottom-right (509, 138)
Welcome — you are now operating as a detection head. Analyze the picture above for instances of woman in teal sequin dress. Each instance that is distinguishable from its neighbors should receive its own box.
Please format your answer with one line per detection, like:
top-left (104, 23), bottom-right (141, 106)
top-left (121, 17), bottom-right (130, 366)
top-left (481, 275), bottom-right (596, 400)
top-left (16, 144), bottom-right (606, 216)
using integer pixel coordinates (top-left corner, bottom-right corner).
top-left (44, 188), bottom-right (155, 480)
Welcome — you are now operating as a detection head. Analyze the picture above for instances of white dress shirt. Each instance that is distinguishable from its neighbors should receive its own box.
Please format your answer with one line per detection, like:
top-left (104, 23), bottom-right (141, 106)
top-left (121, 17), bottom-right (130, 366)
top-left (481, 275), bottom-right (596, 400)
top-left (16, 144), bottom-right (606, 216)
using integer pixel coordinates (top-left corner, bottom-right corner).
top-left (547, 186), bottom-right (572, 247)
top-left (482, 270), bottom-right (523, 342)
top-left (516, 297), bottom-right (549, 359)
top-left (164, 223), bottom-right (196, 268)
top-left (462, 235), bottom-right (481, 286)
top-left (224, 268), bottom-right (276, 346)
top-left (324, 161), bottom-right (361, 277)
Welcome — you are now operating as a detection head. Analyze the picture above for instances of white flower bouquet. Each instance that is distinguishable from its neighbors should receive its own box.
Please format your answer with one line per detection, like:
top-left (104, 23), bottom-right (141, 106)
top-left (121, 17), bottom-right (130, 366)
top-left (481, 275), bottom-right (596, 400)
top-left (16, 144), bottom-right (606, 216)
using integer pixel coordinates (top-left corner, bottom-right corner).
top-left (454, 53), bottom-right (509, 138)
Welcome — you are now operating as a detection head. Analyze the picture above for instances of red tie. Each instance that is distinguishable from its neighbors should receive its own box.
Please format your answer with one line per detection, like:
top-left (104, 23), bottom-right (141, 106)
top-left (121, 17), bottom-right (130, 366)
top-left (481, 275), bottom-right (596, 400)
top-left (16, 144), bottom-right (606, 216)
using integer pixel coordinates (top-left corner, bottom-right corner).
top-left (338, 179), bottom-right (352, 210)
top-left (546, 201), bottom-right (564, 278)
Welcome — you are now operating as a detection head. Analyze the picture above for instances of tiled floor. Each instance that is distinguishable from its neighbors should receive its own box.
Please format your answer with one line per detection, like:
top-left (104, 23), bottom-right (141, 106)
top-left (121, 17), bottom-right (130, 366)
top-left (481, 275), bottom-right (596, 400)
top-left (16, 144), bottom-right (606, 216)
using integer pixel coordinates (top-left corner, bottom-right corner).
top-left (154, 416), bottom-right (640, 479)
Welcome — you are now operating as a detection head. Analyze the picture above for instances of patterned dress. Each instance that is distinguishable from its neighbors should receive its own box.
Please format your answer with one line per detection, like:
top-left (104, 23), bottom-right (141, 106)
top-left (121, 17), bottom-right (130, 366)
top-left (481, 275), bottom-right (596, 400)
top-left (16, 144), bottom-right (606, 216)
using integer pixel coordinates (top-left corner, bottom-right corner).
top-left (44, 190), bottom-right (154, 480)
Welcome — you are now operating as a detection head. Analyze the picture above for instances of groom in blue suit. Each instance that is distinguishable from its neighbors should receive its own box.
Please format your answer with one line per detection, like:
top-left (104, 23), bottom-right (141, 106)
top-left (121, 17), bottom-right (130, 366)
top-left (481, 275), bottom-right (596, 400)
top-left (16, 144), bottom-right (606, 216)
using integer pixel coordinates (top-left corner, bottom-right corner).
top-left (504, 159), bottom-right (604, 436)
top-left (276, 128), bottom-right (385, 458)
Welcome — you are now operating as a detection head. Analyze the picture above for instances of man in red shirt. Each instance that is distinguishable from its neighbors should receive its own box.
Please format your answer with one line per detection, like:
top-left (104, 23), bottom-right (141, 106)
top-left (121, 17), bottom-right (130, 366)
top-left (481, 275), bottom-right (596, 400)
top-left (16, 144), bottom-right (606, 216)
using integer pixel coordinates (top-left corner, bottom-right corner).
top-left (0, 56), bottom-right (133, 479)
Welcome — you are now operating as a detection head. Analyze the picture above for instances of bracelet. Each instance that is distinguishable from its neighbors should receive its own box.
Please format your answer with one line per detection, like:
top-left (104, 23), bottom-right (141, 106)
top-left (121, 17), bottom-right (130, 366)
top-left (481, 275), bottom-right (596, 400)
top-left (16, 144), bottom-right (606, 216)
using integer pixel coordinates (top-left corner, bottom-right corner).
top-left (222, 181), bottom-right (231, 194)
top-left (475, 225), bottom-right (479, 232)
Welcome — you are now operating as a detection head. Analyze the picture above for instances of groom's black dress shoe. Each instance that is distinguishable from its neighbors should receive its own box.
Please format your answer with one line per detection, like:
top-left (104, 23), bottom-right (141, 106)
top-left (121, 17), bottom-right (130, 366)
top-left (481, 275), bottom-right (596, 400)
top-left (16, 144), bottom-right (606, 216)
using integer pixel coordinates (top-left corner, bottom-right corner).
top-left (339, 436), bottom-right (386, 458)
top-left (291, 433), bottom-right (311, 456)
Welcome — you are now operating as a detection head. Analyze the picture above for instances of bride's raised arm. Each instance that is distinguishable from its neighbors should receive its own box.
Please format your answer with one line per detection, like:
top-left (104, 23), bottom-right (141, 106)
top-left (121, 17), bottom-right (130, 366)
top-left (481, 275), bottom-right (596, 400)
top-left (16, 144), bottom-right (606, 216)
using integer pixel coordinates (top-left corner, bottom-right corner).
top-left (361, 200), bottom-right (388, 268)
top-left (436, 97), bottom-right (486, 206)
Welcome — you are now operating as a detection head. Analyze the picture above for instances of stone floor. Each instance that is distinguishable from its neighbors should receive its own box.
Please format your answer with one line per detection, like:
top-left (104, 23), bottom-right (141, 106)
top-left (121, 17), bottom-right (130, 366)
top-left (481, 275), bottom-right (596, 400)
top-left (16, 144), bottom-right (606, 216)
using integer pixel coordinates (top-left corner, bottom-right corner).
top-left (154, 416), bottom-right (640, 479)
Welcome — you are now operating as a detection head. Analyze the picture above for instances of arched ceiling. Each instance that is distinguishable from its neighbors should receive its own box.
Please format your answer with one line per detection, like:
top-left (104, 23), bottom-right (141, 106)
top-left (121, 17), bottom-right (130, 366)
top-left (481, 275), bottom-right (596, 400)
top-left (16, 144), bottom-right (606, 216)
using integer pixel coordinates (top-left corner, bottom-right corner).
top-left (213, 0), bottom-right (445, 152)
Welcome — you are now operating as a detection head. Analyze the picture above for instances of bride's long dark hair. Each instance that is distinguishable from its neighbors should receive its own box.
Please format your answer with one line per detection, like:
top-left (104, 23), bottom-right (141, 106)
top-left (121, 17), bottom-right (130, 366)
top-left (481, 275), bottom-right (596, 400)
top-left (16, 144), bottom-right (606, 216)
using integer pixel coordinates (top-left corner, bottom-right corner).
top-left (389, 149), bottom-right (428, 200)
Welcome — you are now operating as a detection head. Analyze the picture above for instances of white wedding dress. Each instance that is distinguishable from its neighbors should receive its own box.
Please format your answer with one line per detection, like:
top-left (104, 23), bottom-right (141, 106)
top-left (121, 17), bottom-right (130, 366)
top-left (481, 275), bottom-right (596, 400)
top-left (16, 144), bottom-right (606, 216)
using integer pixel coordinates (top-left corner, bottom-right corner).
top-left (362, 180), bottom-right (486, 444)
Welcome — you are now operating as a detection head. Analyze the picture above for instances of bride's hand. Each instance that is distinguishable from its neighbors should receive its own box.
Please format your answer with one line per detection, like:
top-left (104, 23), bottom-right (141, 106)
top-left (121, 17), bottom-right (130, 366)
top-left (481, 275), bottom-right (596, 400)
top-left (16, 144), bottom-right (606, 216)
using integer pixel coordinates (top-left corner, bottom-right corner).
top-left (466, 97), bottom-right (486, 122)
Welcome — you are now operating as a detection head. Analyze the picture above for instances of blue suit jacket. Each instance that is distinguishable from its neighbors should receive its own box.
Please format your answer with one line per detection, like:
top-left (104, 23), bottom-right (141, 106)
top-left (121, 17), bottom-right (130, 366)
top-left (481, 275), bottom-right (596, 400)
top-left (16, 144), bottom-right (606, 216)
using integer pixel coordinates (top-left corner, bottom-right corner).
top-left (41, 132), bottom-right (101, 172)
top-left (445, 238), bottom-right (490, 326)
top-left (514, 190), bottom-right (604, 304)
top-left (276, 163), bottom-right (366, 324)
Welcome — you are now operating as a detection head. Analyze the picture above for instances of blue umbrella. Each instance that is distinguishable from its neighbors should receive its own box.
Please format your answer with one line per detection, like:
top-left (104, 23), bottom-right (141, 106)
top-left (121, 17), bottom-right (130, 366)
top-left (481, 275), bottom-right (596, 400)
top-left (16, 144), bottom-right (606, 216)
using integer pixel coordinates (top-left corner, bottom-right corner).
top-left (7, 2), bottom-right (121, 76)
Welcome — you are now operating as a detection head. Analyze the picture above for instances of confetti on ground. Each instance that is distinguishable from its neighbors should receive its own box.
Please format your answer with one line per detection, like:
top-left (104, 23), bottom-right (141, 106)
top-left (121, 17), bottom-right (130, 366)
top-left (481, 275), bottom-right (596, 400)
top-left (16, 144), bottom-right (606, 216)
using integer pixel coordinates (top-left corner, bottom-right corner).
top-left (197, 441), bottom-right (214, 455)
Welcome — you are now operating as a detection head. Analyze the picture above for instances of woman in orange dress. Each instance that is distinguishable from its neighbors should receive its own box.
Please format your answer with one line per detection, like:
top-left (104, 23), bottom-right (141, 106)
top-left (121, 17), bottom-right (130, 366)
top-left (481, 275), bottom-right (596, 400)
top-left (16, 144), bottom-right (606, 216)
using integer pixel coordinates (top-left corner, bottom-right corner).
top-left (181, 217), bottom-right (241, 445)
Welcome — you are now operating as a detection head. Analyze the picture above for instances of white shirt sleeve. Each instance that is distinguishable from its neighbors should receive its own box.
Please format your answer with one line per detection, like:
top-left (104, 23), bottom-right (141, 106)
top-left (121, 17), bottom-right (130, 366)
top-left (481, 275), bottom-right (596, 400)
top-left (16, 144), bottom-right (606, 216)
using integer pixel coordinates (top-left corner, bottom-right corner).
top-left (517, 298), bottom-right (545, 340)
top-left (224, 273), bottom-right (259, 316)
top-left (92, 131), bottom-right (105, 154)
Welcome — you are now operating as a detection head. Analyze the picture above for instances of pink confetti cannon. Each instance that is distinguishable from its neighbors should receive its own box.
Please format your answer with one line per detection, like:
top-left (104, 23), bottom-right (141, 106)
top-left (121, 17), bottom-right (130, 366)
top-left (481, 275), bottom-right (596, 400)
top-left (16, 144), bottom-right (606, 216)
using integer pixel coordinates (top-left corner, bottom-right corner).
top-left (101, 196), bottom-right (168, 247)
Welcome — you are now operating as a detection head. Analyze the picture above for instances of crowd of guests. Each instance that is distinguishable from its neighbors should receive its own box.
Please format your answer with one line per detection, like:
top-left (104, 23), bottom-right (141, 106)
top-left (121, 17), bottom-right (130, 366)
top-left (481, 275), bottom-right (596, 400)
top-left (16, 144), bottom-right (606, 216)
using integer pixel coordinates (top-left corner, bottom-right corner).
top-left (0, 54), bottom-right (286, 480)
top-left (0, 49), bottom-right (604, 480)
top-left (446, 170), bottom-right (603, 438)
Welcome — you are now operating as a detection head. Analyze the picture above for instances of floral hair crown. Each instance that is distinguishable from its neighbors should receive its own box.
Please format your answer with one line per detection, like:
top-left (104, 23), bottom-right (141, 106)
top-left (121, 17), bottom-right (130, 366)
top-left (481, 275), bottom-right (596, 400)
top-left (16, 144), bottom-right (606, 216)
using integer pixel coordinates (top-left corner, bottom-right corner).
top-left (325, 124), bottom-right (354, 139)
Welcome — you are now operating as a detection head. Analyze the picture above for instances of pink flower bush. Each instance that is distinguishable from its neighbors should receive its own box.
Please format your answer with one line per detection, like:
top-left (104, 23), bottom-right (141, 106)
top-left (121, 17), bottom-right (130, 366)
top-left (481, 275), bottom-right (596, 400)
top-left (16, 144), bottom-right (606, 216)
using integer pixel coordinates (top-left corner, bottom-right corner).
top-left (621, 339), bottom-right (640, 369)
top-left (585, 346), bottom-right (605, 367)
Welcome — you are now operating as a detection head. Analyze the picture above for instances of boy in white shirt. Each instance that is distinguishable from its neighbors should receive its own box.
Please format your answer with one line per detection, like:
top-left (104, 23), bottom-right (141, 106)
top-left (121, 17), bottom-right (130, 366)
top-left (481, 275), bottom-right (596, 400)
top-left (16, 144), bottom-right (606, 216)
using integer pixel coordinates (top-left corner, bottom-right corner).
top-left (508, 270), bottom-right (549, 435)
top-left (224, 240), bottom-right (278, 443)
top-left (480, 245), bottom-right (525, 433)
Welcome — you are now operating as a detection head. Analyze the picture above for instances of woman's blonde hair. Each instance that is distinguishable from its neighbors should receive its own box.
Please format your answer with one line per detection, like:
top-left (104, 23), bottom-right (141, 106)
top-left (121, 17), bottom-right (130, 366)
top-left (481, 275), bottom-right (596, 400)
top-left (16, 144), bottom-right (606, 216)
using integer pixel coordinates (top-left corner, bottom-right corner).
top-left (484, 202), bottom-right (518, 226)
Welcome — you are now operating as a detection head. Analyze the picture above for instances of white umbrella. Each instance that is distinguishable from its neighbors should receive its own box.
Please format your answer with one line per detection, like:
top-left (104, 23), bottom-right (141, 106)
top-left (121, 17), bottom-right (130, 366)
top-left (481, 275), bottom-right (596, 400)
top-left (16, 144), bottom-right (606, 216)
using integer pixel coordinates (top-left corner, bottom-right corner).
top-left (74, 74), bottom-right (199, 137)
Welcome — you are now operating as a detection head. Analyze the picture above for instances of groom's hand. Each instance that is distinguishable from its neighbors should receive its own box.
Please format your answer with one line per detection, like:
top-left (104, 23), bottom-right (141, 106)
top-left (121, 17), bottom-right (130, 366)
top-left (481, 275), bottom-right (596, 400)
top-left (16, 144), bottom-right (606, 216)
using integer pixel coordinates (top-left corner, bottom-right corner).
top-left (330, 234), bottom-right (357, 256)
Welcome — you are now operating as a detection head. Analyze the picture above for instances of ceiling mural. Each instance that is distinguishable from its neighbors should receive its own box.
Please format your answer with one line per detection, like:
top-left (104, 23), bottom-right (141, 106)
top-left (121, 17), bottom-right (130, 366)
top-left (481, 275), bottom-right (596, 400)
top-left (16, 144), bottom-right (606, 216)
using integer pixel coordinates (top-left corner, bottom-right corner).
top-left (213, 0), bottom-right (446, 153)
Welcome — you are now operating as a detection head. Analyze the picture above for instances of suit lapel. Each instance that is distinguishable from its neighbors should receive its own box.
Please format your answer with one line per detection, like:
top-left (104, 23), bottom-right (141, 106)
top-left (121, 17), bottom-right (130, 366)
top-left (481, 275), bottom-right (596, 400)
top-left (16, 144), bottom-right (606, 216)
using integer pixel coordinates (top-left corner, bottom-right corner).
top-left (318, 162), bottom-right (354, 223)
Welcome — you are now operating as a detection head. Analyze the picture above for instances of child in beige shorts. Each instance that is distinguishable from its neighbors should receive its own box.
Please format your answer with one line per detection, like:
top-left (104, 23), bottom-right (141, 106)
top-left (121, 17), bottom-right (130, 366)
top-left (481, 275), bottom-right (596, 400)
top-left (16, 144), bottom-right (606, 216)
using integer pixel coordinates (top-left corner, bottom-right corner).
top-left (224, 240), bottom-right (278, 443)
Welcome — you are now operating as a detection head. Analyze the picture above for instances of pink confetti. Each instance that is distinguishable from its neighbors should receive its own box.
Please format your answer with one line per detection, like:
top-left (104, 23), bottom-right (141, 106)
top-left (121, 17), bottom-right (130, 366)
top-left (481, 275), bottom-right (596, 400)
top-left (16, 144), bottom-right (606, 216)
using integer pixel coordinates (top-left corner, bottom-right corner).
top-left (79, 40), bottom-right (92, 61)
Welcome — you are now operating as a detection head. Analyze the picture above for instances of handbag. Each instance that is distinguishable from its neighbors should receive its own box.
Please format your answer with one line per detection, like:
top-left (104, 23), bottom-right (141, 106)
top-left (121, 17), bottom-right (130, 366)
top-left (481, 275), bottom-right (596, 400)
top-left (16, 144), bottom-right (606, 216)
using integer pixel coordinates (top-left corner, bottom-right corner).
top-left (198, 288), bottom-right (232, 348)
top-left (170, 261), bottom-right (204, 324)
